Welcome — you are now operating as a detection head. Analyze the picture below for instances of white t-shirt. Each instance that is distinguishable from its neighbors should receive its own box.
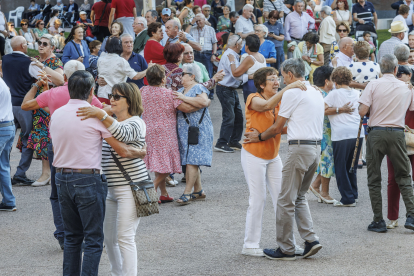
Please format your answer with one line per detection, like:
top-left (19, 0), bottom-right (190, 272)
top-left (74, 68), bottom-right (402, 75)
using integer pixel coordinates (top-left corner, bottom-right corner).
top-left (278, 81), bottom-right (324, 141)
top-left (324, 88), bottom-right (362, 141)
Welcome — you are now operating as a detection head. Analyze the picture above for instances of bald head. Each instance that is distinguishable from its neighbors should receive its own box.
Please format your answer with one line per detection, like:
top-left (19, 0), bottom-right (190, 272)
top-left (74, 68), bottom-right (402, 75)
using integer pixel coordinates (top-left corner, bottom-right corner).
top-left (339, 37), bottom-right (354, 57)
top-left (339, 37), bottom-right (353, 49)
top-left (10, 36), bottom-right (28, 53)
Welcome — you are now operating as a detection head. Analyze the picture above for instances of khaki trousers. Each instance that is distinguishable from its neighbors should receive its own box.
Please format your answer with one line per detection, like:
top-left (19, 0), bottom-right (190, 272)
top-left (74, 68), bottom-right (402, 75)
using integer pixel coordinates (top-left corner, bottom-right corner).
top-left (320, 43), bottom-right (332, 67)
top-left (276, 144), bottom-right (320, 255)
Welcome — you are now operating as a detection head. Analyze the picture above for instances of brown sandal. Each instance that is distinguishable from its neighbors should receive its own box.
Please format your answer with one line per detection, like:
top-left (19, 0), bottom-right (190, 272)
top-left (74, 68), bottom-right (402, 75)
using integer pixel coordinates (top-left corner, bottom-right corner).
top-left (192, 190), bottom-right (206, 200)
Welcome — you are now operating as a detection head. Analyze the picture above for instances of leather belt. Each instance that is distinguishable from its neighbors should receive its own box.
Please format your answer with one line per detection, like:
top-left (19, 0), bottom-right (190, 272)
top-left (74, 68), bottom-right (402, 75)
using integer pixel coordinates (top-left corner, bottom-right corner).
top-left (291, 36), bottom-right (302, 41)
top-left (56, 168), bottom-right (101, 174)
top-left (218, 84), bottom-right (236, 89)
top-left (0, 121), bottom-right (14, 128)
top-left (288, 140), bottom-right (321, 145)
top-left (369, 127), bottom-right (404, 132)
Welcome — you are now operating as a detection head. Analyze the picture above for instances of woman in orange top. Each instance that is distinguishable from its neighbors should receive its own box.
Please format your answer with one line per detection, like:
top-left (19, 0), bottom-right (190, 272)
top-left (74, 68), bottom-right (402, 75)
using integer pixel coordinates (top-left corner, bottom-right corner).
top-left (241, 67), bottom-right (307, 257)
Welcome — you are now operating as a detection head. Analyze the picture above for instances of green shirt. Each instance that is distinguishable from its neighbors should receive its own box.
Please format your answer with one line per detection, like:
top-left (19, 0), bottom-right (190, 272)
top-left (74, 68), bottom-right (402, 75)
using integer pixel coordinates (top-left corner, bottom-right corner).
top-left (180, 61), bottom-right (210, 83)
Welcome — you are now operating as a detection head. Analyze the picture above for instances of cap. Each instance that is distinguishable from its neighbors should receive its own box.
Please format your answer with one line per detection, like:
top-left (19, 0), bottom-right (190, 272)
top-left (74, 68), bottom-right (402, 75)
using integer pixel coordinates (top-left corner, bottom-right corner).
top-left (162, 8), bottom-right (171, 16)
top-left (79, 11), bottom-right (87, 15)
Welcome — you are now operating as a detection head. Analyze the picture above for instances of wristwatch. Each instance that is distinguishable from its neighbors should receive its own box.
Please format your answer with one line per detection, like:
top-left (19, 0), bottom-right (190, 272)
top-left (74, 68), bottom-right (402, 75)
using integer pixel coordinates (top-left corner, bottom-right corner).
top-left (100, 113), bottom-right (108, 122)
top-left (258, 133), bottom-right (263, 141)
top-left (32, 83), bottom-right (40, 89)
top-left (230, 61), bottom-right (236, 65)
top-left (336, 107), bottom-right (339, 114)
top-left (185, 38), bottom-right (189, 43)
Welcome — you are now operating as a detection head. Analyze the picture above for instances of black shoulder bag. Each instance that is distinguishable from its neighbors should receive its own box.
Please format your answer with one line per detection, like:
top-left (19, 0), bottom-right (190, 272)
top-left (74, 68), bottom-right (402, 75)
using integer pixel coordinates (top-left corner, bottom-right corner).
top-left (92, 2), bottom-right (108, 36)
top-left (183, 108), bottom-right (206, 145)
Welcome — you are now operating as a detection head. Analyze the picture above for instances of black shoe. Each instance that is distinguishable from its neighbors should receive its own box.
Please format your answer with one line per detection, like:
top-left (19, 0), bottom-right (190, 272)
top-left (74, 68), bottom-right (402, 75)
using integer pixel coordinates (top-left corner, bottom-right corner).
top-left (367, 219), bottom-right (387, 233)
top-left (214, 144), bottom-right (234, 153)
top-left (208, 93), bottom-right (214, 100)
top-left (0, 203), bottom-right (17, 212)
top-left (404, 215), bottom-right (414, 231)
top-left (303, 240), bottom-right (322, 258)
top-left (362, 160), bottom-right (367, 166)
top-left (58, 237), bottom-right (64, 250)
top-left (263, 248), bottom-right (296, 261)
top-left (12, 175), bottom-right (35, 186)
top-left (228, 142), bottom-right (242, 150)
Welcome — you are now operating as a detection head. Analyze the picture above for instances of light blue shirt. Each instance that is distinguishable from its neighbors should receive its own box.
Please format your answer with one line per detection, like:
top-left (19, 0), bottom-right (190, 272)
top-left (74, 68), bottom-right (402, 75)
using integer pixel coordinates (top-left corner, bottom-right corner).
top-left (241, 40), bottom-right (276, 67)
top-left (167, 33), bottom-right (195, 44)
top-left (28, 4), bottom-right (40, 11)
top-left (323, 0), bottom-right (335, 7)
top-left (68, 4), bottom-right (75, 12)
top-left (217, 48), bottom-right (248, 88)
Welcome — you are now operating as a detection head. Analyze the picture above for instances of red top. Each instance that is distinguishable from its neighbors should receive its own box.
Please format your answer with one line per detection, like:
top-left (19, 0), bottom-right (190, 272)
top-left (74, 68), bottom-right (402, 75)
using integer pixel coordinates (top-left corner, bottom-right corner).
top-left (406, 110), bottom-right (414, 129)
top-left (144, 40), bottom-right (167, 65)
top-left (111, 0), bottom-right (136, 19)
top-left (91, 1), bottom-right (112, 26)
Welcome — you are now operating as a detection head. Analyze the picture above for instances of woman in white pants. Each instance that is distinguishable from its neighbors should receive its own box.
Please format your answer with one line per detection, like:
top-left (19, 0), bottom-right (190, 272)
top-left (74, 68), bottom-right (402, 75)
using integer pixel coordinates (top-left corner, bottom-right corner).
top-left (241, 67), bottom-right (306, 257)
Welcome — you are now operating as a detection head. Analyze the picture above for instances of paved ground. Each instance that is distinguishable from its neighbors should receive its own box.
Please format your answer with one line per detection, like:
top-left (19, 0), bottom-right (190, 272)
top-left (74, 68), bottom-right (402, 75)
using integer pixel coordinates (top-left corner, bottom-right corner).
top-left (1, 91), bottom-right (414, 276)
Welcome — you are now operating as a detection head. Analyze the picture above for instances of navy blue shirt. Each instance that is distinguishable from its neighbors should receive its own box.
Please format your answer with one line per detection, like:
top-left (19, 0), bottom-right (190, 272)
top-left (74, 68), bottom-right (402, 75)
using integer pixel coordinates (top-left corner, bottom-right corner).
top-left (352, 1), bottom-right (376, 25)
top-left (264, 21), bottom-right (285, 48)
top-left (126, 52), bottom-right (148, 88)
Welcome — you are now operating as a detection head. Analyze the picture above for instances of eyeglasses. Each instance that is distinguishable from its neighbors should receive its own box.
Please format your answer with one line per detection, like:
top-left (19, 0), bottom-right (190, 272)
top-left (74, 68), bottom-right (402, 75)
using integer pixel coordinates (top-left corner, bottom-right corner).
top-left (37, 41), bottom-right (49, 47)
top-left (108, 94), bottom-right (127, 101)
top-left (266, 77), bottom-right (281, 83)
top-left (337, 29), bottom-right (348, 33)
top-left (39, 23), bottom-right (44, 25)
top-left (182, 72), bottom-right (193, 77)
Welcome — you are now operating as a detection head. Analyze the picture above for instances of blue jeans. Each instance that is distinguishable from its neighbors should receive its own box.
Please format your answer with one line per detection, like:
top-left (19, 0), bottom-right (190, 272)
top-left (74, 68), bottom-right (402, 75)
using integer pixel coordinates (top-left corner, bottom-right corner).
top-left (274, 46), bottom-right (285, 73)
top-left (0, 123), bottom-right (16, 206)
top-left (48, 143), bottom-right (64, 240)
top-left (85, 36), bottom-right (97, 43)
top-left (56, 172), bottom-right (108, 276)
top-left (216, 85), bottom-right (243, 146)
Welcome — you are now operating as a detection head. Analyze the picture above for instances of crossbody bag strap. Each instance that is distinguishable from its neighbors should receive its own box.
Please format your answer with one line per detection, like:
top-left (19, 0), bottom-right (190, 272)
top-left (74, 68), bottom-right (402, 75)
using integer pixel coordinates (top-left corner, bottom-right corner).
top-left (97, 2), bottom-right (108, 25)
top-left (166, 66), bottom-right (181, 78)
top-left (110, 151), bottom-right (133, 183)
top-left (182, 108), bottom-right (206, 125)
top-left (269, 0), bottom-right (278, 11)
top-left (71, 40), bottom-right (81, 58)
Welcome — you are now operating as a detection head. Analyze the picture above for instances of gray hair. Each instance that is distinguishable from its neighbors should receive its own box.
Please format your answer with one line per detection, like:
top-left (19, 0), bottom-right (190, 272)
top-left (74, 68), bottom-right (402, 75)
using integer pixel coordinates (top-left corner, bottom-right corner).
top-left (195, 13), bottom-right (206, 20)
top-left (243, 4), bottom-right (254, 11)
top-left (294, 0), bottom-right (305, 5)
top-left (256, 24), bottom-right (268, 37)
top-left (202, 4), bottom-right (211, 10)
top-left (394, 44), bottom-right (410, 62)
top-left (227, 34), bottom-right (242, 47)
top-left (170, 19), bottom-right (181, 30)
top-left (120, 33), bottom-right (133, 40)
top-left (137, 17), bottom-right (147, 28)
top-left (409, 30), bottom-right (414, 38)
top-left (379, 54), bottom-right (398, 74)
top-left (181, 42), bottom-right (191, 49)
top-left (147, 10), bottom-right (158, 19)
top-left (321, 6), bottom-right (332, 15)
top-left (308, 0), bottom-right (316, 7)
top-left (182, 63), bottom-right (202, 83)
top-left (63, 60), bottom-right (85, 79)
top-left (281, 58), bottom-right (306, 78)
top-left (39, 34), bottom-right (57, 49)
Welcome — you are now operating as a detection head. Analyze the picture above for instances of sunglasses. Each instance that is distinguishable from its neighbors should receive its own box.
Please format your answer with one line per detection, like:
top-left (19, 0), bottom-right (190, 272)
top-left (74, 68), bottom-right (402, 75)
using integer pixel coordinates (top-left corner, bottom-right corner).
top-left (337, 29), bottom-right (348, 33)
top-left (21, 23), bottom-right (28, 26)
top-left (37, 41), bottom-right (49, 47)
top-left (11, 25), bottom-right (15, 27)
top-left (108, 94), bottom-right (127, 101)
top-left (182, 72), bottom-right (193, 77)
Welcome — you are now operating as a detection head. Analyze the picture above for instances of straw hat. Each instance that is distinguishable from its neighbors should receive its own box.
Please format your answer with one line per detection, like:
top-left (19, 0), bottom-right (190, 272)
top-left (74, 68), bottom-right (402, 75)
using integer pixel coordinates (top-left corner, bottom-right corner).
top-left (389, 21), bottom-right (408, 33)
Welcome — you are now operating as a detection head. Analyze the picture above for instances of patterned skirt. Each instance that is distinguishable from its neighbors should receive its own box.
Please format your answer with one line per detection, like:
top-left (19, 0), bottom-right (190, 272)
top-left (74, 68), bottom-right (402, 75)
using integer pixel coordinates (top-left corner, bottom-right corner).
top-left (315, 126), bottom-right (335, 178)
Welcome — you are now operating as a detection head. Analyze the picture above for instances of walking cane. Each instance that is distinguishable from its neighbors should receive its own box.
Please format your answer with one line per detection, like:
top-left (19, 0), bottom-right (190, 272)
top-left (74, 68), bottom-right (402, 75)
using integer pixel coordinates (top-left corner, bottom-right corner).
top-left (349, 117), bottom-right (364, 173)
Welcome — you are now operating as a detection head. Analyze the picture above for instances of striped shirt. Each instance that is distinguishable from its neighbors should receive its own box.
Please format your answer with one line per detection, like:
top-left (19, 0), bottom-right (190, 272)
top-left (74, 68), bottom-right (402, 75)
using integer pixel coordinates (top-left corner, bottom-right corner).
top-left (263, 0), bottom-right (290, 15)
top-left (102, 116), bottom-right (148, 187)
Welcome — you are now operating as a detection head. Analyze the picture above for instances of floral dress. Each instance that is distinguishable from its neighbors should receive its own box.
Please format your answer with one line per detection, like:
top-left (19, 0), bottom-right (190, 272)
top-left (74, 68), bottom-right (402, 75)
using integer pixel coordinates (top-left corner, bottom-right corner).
top-left (177, 84), bottom-right (213, 166)
top-left (17, 56), bottom-right (63, 160)
top-left (182, 6), bottom-right (195, 25)
top-left (217, 16), bottom-right (231, 32)
top-left (163, 63), bottom-right (183, 92)
top-left (316, 89), bottom-right (335, 178)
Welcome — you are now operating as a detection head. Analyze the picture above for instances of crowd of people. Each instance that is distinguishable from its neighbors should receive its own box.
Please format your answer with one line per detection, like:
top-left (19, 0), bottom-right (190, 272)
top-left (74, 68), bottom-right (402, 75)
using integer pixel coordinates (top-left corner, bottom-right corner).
top-left (2, 0), bottom-right (414, 275)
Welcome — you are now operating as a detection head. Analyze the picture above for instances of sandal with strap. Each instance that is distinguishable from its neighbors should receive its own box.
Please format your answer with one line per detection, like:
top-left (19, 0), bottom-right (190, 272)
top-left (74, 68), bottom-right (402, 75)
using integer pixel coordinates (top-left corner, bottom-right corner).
top-left (192, 190), bottom-right (206, 200)
top-left (176, 194), bottom-right (193, 205)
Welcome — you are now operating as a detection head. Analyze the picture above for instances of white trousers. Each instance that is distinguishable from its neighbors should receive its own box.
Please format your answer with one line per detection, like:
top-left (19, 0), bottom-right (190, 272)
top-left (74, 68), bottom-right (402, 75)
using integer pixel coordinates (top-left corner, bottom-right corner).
top-left (104, 185), bottom-right (140, 276)
top-left (116, 17), bottom-right (135, 38)
top-left (241, 149), bottom-right (283, 249)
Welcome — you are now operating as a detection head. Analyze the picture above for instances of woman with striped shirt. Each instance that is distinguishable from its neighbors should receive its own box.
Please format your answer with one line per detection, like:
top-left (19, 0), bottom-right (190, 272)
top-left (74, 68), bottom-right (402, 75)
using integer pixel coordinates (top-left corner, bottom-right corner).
top-left (77, 82), bottom-right (147, 276)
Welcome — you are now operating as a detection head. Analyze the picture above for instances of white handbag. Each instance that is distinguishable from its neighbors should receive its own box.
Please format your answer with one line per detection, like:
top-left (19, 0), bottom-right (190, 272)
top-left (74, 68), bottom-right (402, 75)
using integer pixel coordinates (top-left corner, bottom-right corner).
top-left (404, 125), bottom-right (414, 155)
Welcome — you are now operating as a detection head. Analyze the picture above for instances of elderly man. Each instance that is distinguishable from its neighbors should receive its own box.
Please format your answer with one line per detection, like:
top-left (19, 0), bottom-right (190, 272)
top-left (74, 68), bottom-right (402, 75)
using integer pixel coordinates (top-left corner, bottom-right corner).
top-left (391, 0), bottom-right (414, 32)
top-left (21, 60), bottom-right (104, 250)
top-left (77, 11), bottom-right (95, 42)
top-left (235, 4), bottom-right (255, 45)
top-left (285, 0), bottom-right (315, 58)
top-left (331, 37), bottom-right (354, 68)
top-left (215, 35), bottom-right (247, 153)
top-left (378, 21), bottom-right (407, 62)
top-left (145, 9), bottom-right (158, 24)
top-left (121, 33), bottom-right (148, 88)
top-left (318, 6), bottom-right (336, 66)
top-left (64, 0), bottom-right (79, 24)
top-left (202, 5), bottom-right (217, 30)
top-left (2, 36), bottom-right (42, 185)
top-left (165, 19), bottom-right (201, 51)
top-left (159, 8), bottom-right (171, 25)
top-left (245, 58), bottom-right (324, 260)
top-left (352, 0), bottom-right (378, 29)
top-left (358, 54), bottom-right (414, 233)
top-left (190, 14), bottom-right (217, 81)
top-left (133, 17), bottom-right (148, 56)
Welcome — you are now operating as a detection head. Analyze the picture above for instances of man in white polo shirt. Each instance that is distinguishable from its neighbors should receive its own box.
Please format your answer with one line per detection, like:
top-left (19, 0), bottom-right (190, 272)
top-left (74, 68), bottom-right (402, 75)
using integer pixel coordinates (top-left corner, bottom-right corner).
top-left (235, 4), bottom-right (255, 45)
top-left (244, 58), bottom-right (324, 261)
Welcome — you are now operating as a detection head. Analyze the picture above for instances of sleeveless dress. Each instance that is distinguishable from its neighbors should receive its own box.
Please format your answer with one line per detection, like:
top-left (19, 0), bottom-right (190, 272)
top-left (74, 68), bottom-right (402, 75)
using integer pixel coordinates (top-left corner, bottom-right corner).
top-left (182, 6), bottom-right (195, 25)
top-left (241, 54), bottom-right (267, 103)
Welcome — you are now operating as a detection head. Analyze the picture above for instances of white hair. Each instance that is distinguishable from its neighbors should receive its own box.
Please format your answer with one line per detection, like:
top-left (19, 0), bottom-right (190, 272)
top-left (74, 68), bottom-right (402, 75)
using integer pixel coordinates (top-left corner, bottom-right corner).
top-left (308, 0), bottom-right (316, 7)
top-left (294, 0), bottom-right (304, 5)
top-left (137, 17), bottom-right (147, 29)
top-left (409, 30), bottom-right (414, 38)
top-left (227, 34), bottom-right (242, 47)
top-left (195, 13), bottom-right (206, 19)
top-left (256, 24), bottom-right (268, 37)
top-left (181, 43), bottom-right (191, 49)
top-left (182, 63), bottom-right (202, 83)
top-left (63, 60), bottom-right (85, 79)
top-left (321, 6), bottom-right (332, 15)
top-left (243, 4), bottom-right (254, 11)
top-left (120, 33), bottom-right (133, 40)
top-left (40, 34), bottom-right (57, 49)
top-left (169, 19), bottom-right (181, 30)
top-left (202, 4), bottom-right (211, 10)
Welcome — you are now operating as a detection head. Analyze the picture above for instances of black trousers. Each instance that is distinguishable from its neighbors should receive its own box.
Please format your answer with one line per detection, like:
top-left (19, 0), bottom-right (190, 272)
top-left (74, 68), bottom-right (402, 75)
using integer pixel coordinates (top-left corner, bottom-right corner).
top-left (96, 27), bottom-right (111, 42)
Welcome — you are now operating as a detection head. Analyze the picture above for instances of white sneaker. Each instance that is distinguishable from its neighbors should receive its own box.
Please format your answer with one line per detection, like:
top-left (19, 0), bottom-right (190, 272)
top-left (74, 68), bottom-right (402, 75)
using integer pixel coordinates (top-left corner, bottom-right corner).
top-left (165, 176), bottom-right (177, 187)
top-left (333, 201), bottom-right (356, 207)
top-left (295, 245), bottom-right (304, 256)
top-left (241, 248), bottom-right (264, 257)
top-left (386, 220), bottom-right (398, 229)
top-left (32, 177), bottom-right (51, 187)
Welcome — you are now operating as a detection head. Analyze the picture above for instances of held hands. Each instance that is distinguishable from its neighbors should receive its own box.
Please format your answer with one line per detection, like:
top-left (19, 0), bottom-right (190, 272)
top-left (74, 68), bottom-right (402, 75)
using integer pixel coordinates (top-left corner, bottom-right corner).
top-left (287, 80), bottom-right (307, 91)
top-left (97, 77), bottom-right (107, 87)
top-left (213, 69), bottom-right (225, 82)
top-left (301, 55), bottom-right (311, 63)
top-left (172, 91), bottom-right (186, 101)
top-left (77, 106), bottom-right (106, 121)
top-left (178, 31), bottom-right (186, 42)
top-left (243, 128), bottom-right (260, 144)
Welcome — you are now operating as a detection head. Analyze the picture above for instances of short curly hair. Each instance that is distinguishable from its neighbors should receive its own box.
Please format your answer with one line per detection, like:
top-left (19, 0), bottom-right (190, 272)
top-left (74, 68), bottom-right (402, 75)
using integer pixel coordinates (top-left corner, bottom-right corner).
top-left (354, 41), bottom-right (370, 60)
top-left (163, 43), bottom-right (185, 63)
top-left (147, 64), bottom-right (165, 86)
top-left (331, 66), bottom-right (353, 85)
top-left (254, 67), bottom-right (279, 93)
top-left (336, 21), bottom-right (350, 33)
top-left (148, 22), bottom-right (162, 37)
top-left (303, 32), bottom-right (319, 44)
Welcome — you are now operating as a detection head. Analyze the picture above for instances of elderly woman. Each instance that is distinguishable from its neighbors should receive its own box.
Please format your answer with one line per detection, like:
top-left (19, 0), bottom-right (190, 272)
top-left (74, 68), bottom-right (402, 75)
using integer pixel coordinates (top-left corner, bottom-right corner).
top-left (141, 65), bottom-right (198, 203)
top-left (144, 22), bottom-right (166, 65)
top-left (264, 10), bottom-right (285, 72)
top-left (62, 25), bottom-right (90, 68)
top-left (332, 0), bottom-right (352, 26)
top-left (172, 63), bottom-right (213, 205)
top-left (18, 34), bottom-right (64, 186)
top-left (179, 0), bottom-right (196, 26)
top-left (393, 4), bottom-right (410, 44)
top-left (77, 82), bottom-right (148, 276)
top-left (242, 24), bottom-right (276, 67)
top-left (324, 66), bottom-right (362, 207)
top-left (33, 20), bottom-right (48, 41)
top-left (99, 21), bottom-right (124, 55)
top-left (19, 19), bottom-right (37, 50)
top-left (97, 37), bottom-right (149, 104)
top-left (330, 21), bottom-right (356, 61)
top-left (241, 67), bottom-right (306, 257)
top-left (163, 43), bottom-right (186, 91)
top-left (217, 5), bottom-right (231, 32)
top-left (229, 34), bottom-right (266, 102)
top-left (297, 32), bottom-right (324, 84)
